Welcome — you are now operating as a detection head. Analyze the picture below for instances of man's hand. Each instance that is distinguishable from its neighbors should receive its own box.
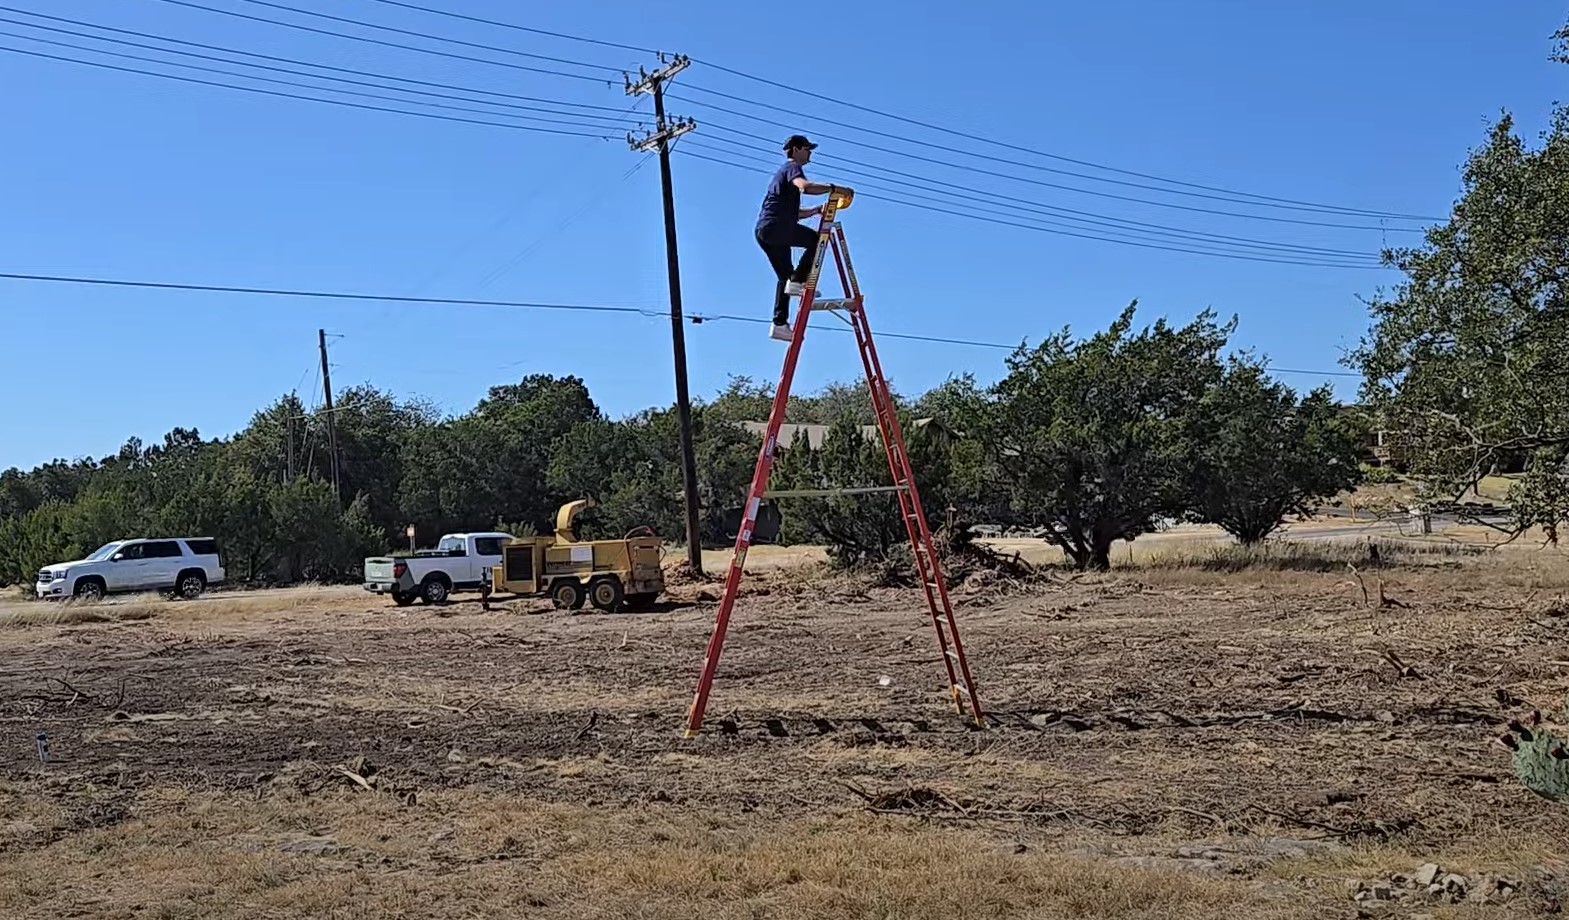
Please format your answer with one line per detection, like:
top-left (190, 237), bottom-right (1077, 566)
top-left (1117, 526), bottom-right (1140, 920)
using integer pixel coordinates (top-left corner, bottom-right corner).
top-left (800, 205), bottom-right (823, 218)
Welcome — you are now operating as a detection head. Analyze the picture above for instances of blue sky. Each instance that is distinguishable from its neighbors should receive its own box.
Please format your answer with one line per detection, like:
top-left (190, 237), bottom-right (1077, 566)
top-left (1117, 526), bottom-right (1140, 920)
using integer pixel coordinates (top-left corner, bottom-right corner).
top-left (2, 0), bottom-right (1564, 471)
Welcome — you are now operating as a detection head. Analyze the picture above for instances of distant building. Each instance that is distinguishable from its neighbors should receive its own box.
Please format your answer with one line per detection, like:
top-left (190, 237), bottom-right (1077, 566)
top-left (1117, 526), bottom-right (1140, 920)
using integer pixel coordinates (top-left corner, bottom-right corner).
top-left (722, 418), bottom-right (952, 546)
top-left (737, 417), bottom-right (954, 451)
top-left (1367, 427), bottom-right (1409, 470)
top-left (1340, 404), bottom-right (1408, 470)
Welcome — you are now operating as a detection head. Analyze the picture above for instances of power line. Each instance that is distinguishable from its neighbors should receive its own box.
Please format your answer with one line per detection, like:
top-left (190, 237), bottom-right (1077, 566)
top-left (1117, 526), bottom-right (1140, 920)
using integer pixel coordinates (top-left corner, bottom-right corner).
top-left (28, 2), bottom-right (1384, 264)
top-left (679, 105), bottom-right (1418, 232)
top-left (0, 42), bottom-right (623, 139)
top-left (10, 30), bottom-right (1391, 270)
top-left (0, 26), bottom-right (1384, 342)
top-left (6, 10), bottom-right (1390, 263)
top-left (228, 0), bottom-right (623, 74)
top-left (691, 133), bottom-right (1383, 261)
top-left (147, 0), bottom-right (620, 86)
top-left (0, 270), bottom-right (1365, 376)
top-left (319, 0), bottom-right (1433, 221)
top-left (0, 25), bottom-right (662, 294)
top-left (679, 67), bottom-right (1439, 222)
top-left (692, 308), bottom-right (1361, 375)
top-left (408, 98), bottom-right (651, 296)
top-left (0, 30), bottom-right (640, 132)
top-left (473, 154), bottom-right (656, 292)
top-left (358, 0), bottom-right (661, 57)
top-left (678, 146), bottom-right (1386, 270)
top-left (0, 271), bottom-right (653, 314)
top-left (247, 0), bottom-right (1434, 224)
top-left (0, 7), bottom-right (640, 117)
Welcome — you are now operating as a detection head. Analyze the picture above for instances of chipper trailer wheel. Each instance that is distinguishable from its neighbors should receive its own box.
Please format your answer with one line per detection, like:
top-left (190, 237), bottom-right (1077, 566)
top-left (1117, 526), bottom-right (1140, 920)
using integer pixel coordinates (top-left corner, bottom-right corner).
top-left (551, 579), bottom-right (585, 610)
top-left (588, 576), bottom-right (624, 612)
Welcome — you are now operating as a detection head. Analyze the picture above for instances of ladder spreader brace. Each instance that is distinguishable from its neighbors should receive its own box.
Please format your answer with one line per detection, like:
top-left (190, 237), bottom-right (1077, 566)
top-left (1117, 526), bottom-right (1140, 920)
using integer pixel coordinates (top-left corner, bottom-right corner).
top-left (682, 192), bottom-right (986, 736)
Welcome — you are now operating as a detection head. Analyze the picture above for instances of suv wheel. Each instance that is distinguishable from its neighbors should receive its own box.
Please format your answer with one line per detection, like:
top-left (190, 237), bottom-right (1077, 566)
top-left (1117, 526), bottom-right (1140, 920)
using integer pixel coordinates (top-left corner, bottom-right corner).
top-left (176, 571), bottom-right (207, 600)
top-left (73, 579), bottom-right (105, 601)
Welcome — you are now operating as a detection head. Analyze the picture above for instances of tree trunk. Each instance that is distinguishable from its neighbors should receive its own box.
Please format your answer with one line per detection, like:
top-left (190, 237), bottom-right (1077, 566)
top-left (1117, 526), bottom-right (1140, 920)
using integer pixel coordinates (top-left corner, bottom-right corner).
top-left (1089, 539), bottom-right (1113, 571)
top-left (1050, 532), bottom-right (1091, 570)
top-left (1088, 523), bottom-right (1117, 571)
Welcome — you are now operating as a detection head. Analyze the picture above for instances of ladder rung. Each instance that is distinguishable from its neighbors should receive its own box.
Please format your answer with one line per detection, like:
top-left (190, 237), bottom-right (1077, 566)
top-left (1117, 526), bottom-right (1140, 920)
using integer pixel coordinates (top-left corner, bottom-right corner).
top-left (811, 298), bottom-right (854, 311)
top-left (763, 485), bottom-right (908, 499)
top-left (944, 648), bottom-right (961, 660)
top-left (953, 683), bottom-right (971, 696)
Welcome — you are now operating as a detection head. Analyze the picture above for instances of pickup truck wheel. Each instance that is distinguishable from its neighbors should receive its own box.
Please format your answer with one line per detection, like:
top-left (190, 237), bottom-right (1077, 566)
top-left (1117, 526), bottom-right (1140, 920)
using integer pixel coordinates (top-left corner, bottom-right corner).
top-left (175, 570), bottom-right (207, 600)
top-left (550, 579), bottom-right (584, 610)
top-left (588, 576), bottom-right (624, 612)
top-left (420, 577), bottom-right (450, 605)
top-left (391, 591), bottom-right (416, 607)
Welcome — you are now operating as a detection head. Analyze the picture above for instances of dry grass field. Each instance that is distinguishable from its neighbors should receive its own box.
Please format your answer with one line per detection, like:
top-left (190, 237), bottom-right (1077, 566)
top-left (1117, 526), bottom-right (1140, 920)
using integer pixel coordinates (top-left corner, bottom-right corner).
top-left (3, 533), bottom-right (1569, 918)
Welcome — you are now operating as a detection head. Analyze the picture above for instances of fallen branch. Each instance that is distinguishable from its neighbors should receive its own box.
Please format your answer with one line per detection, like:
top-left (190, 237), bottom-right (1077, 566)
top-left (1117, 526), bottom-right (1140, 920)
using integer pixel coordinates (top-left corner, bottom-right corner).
top-left (1244, 804), bottom-right (1345, 838)
top-left (1379, 649), bottom-right (1422, 679)
top-left (46, 676), bottom-right (97, 705)
top-left (335, 767), bottom-right (374, 792)
top-left (1377, 579), bottom-right (1410, 609)
top-left (1346, 564), bottom-right (1371, 607)
top-left (1167, 805), bottom-right (1230, 829)
top-left (1245, 803), bottom-right (1418, 841)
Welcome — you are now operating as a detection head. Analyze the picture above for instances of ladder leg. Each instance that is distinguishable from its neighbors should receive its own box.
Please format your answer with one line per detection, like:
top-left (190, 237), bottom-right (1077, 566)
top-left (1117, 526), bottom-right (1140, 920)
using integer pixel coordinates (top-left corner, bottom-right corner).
top-left (849, 301), bottom-right (985, 726)
top-left (685, 199), bottom-right (842, 736)
top-left (847, 308), bottom-right (963, 699)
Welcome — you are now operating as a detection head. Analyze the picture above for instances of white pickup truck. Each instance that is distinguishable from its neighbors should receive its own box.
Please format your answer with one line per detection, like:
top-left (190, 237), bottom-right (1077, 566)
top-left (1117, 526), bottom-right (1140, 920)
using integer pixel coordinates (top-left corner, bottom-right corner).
top-left (363, 532), bottom-right (511, 606)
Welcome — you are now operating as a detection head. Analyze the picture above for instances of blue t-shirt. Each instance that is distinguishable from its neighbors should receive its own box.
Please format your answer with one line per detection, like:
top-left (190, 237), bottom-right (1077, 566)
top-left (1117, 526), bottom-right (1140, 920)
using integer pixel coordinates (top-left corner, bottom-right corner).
top-left (756, 160), bottom-right (804, 231)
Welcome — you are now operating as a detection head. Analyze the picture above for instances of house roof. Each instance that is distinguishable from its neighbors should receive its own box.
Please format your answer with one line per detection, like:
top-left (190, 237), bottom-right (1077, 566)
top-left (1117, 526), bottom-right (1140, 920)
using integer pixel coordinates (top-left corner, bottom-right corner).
top-left (738, 418), bottom-right (945, 450)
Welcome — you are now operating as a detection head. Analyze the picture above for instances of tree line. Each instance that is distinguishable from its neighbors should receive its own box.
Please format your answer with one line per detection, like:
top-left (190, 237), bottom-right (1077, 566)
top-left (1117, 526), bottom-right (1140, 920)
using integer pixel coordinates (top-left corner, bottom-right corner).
top-left (0, 305), bottom-right (1366, 587)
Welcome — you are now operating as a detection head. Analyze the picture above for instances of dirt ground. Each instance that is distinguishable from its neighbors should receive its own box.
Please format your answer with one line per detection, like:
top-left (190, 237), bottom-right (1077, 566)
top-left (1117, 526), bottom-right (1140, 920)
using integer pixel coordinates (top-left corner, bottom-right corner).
top-left (3, 539), bottom-right (1569, 919)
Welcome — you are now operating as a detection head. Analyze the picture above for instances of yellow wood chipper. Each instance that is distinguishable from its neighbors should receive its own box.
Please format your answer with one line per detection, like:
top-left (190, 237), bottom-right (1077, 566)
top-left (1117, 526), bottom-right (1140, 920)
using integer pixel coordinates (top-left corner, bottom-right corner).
top-left (480, 499), bottom-right (664, 612)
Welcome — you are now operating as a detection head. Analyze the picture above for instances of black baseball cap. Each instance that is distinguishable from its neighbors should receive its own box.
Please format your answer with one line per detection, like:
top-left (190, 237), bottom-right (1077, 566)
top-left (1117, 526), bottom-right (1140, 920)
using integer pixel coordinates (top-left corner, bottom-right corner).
top-left (783, 134), bottom-right (818, 151)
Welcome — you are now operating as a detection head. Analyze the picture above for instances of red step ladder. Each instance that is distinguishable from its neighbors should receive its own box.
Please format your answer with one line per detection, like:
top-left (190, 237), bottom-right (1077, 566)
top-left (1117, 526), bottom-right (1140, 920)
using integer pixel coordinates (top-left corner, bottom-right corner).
top-left (683, 191), bottom-right (985, 736)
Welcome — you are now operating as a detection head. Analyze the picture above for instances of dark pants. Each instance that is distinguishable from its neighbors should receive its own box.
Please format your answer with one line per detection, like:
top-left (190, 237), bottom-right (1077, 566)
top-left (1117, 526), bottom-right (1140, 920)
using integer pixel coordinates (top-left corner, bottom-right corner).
top-left (756, 222), bottom-right (819, 325)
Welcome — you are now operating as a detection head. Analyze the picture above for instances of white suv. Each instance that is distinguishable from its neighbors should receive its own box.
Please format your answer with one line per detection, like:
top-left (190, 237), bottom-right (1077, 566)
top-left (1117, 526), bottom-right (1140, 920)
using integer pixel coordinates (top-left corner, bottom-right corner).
top-left (35, 538), bottom-right (226, 601)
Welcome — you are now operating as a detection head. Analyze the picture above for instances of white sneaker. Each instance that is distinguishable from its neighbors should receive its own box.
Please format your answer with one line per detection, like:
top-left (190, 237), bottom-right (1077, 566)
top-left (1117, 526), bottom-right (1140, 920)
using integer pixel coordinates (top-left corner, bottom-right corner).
top-left (783, 280), bottom-right (806, 296)
top-left (769, 323), bottom-right (793, 341)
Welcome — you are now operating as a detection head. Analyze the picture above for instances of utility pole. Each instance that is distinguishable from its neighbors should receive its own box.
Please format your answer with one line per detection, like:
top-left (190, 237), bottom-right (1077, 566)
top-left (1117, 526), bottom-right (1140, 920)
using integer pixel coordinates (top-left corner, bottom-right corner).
top-left (318, 329), bottom-right (341, 500)
top-left (626, 54), bottom-right (704, 575)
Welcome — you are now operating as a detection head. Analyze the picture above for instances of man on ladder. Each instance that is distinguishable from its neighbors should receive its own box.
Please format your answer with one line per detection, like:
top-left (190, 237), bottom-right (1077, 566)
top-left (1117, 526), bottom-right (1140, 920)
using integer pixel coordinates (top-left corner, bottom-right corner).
top-left (755, 134), bottom-right (853, 341)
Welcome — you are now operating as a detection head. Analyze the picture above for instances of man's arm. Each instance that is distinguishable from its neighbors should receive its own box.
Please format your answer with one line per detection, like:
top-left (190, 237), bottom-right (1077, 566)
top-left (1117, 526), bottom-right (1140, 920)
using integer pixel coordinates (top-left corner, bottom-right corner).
top-left (792, 176), bottom-right (846, 196)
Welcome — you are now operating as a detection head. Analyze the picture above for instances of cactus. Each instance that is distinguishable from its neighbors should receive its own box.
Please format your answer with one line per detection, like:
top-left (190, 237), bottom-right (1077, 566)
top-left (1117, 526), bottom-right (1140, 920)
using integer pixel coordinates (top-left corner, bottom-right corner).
top-left (1499, 706), bottom-right (1569, 804)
